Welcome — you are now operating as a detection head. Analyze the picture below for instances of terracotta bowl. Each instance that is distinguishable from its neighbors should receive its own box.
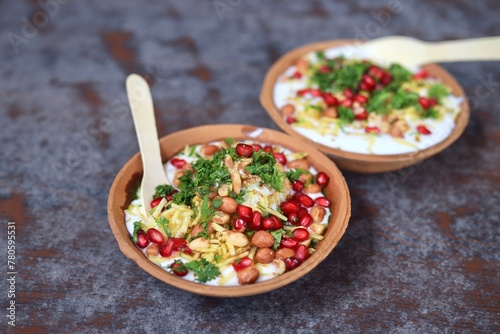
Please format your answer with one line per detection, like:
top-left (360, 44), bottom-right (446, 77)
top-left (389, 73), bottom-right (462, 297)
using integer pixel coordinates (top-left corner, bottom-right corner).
top-left (108, 124), bottom-right (351, 297)
top-left (260, 39), bottom-right (470, 173)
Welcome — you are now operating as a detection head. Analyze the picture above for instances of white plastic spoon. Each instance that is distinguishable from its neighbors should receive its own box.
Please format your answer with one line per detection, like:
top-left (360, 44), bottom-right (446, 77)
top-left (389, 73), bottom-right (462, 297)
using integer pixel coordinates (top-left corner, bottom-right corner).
top-left (126, 74), bottom-right (169, 217)
top-left (358, 36), bottom-right (500, 68)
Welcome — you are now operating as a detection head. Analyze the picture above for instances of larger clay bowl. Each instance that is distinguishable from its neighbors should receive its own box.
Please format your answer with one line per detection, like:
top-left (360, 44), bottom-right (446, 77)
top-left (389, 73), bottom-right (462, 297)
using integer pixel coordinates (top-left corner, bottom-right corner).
top-left (260, 39), bottom-right (470, 173)
top-left (108, 124), bottom-right (350, 297)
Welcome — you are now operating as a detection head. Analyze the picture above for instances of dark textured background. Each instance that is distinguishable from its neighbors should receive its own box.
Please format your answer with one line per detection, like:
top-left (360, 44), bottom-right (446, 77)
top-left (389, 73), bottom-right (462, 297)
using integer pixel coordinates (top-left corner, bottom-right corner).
top-left (1, 1), bottom-right (499, 333)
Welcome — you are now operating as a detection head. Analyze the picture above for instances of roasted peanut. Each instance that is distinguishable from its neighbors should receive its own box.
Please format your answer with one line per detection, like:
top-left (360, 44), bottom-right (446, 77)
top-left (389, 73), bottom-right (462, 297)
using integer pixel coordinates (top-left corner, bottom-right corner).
top-left (145, 244), bottom-right (159, 256)
top-left (298, 172), bottom-right (313, 183)
top-left (310, 222), bottom-right (326, 235)
top-left (287, 158), bottom-right (310, 170)
top-left (389, 125), bottom-right (404, 138)
top-left (281, 104), bottom-right (295, 116)
top-left (189, 237), bottom-right (210, 251)
top-left (225, 231), bottom-right (249, 247)
top-left (172, 171), bottom-right (185, 187)
top-left (310, 205), bottom-right (326, 223)
top-left (237, 266), bottom-right (259, 285)
top-left (323, 107), bottom-right (338, 118)
top-left (217, 183), bottom-right (229, 196)
top-left (230, 170), bottom-right (241, 194)
top-left (295, 58), bottom-right (309, 72)
top-left (200, 144), bottom-right (219, 156)
top-left (190, 224), bottom-right (204, 237)
top-left (251, 230), bottom-right (275, 248)
top-left (211, 211), bottom-right (230, 225)
top-left (218, 196), bottom-right (238, 213)
top-left (255, 247), bottom-right (275, 264)
top-left (304, 183), bottom-right (321, 194)
top-left (275, 248), bottom-right (295, 261)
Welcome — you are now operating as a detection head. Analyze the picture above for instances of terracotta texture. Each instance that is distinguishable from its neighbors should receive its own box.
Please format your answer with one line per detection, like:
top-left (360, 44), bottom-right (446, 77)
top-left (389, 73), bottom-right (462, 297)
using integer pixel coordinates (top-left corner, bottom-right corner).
top-left (108, 125), bottom-right (351, 297)
top-left (260, 40), bottom-right (470, 173)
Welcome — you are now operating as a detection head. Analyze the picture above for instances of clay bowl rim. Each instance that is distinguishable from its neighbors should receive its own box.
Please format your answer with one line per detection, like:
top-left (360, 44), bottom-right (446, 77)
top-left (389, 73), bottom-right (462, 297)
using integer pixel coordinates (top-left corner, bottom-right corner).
top-left (107, 124), bottom-right (351, 297)
top-left (259, 39), bottom-right (470, 173)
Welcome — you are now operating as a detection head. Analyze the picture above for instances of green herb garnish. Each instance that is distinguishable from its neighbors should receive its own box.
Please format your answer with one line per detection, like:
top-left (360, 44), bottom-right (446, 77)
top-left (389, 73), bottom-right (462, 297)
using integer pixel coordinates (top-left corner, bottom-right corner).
top-left (338, 106), bottom-right (355, 123)
top-left (132, 221), bottom-right (142, 242)
top-left (156, 216), bottom-right (171, 238)
top-left (271, 229), bottom-right (285, 250)
top-left (184, 258), bottom-right (221, 283)
top-left (153, 184), bottom-right (174, 199)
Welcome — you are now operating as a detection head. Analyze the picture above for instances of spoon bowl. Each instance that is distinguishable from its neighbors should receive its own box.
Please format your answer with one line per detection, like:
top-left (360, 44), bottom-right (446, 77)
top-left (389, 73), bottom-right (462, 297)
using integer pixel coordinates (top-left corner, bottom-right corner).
top-left (126, 74), bottom-right (169, 215)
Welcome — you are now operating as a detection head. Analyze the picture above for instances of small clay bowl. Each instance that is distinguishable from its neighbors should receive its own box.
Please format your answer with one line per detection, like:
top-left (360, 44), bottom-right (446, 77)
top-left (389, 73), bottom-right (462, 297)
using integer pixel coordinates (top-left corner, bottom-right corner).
top-left (260, 39), bottom-right (470, 173)
top-left (108, 124), bottom-right (350, 297)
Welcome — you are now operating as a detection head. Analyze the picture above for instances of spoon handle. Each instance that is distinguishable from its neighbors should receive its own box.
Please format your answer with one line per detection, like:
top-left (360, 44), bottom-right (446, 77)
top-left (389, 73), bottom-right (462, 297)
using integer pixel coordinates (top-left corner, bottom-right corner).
top-left (427, 36), bottom-right (500, 64)
top-left (126, 74), bottom-right (168, 212)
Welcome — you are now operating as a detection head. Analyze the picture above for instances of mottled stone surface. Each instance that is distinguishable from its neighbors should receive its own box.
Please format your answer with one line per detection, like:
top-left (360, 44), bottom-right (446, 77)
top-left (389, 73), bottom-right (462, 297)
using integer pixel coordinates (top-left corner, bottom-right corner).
top-left (1, 1), bottom-right (499, 333)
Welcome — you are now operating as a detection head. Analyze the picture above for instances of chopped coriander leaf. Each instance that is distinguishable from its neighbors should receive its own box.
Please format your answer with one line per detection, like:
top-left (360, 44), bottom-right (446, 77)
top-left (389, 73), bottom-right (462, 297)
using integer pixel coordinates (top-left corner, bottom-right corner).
top-left (184, 258), bottom-right (221, 283)
top-left (286, 168), bottom-right (309, 181)
top-left (245, 151), bottom-right (286, 192)
top-left (316, 51), bottom-right (325, 61)
top-left (271, 229), bottom-right (285, 250)
top-left (224, 138), bottom-right (236, 146)
top-left (423, 107), bottom-right (440, 119)
top-left (427, 83), bottom-right (449, 102)
top-left (338, 106), bottom-right (355, 123)
top-left (387, 63), bottom-right (412, 88)
top-left (154, 184), bottom-right (174, 199)
top-left (391, 88), bottom-right (419, 110)
top-left (366, 91), bottom-right (393, 115)
top-left (214, 254), bottom-right (221, 263)
top-left (334, 61), bottom-right (370, 91)
top-left (156, 216), bottom-right (171, 238)
top-left (132, 221), bottom-right (142, 242)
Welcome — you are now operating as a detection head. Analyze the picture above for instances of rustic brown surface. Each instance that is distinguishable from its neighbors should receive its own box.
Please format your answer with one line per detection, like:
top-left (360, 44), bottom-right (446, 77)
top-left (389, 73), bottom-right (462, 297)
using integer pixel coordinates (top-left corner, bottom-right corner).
top-left (1, 1), bottom-right (499, 333)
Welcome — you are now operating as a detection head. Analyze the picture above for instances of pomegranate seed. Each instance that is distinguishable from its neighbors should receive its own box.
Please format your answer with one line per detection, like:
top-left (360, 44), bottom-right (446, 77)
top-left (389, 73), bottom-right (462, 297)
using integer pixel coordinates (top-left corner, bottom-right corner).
top-left (235, 143), bottom-right (254, 158)
top-left (261, 217), bottom-right (275, 230)
top-left (159, 238), bottom-right (174, 257)
top-left (252, 144), bottom-right (262, 152)
top-left (232, 257), bottom-right (253, 271)
top-left (297, 208), bottom-right (308, 218)
top-left (170, 158), bottom-right (187, 169)
top-left (413, 69), bottom-right (428, 79)
top-left (295, 245), bottom-right (309, 262)
top-left (314, 196), bottom-right (331, 207)
top-left (136, 230), bottom-right (149, 248)
top-left (249, 211), bottom-right (262, 230)
top-left (286, 116), bottom-right (296, 124)
top-left (362, 74), bottom-right (375, 87)
top-left (280, 236), bottom-right (298, 249)
top-left (340, 99), bottom-right (353, 107)
top-left (288, 212), bottom-right (299, 225)
top-left (418, 96), bottom-right (431, 109)
top-left (263, 145), bottom-right (273, 153)
top-left (318, 65), bottom-right (332, 73)
top-left (271, 216), bottom-right (283, 230)
top-left (380, 72), bottom-right (392, 85)
top-left (150, 197), bottom-right (163, 208)
top-left (147, 228), bottom-right (165, 245)
top-left (292, 228), bottom-right (309, 241)
top-left (310, 89), bottom-right (323, 97)
top-left (297, 88), bottom-right (311, 96)
top-left (316, 172), bottom-right (330, 187)
top-left (284, 257), bottom-right (301, 271)
top-left (296, 194), bottom-right (314, 208)
top-left (417, 125), bottom-right (432, 135)
top-left (170, 261), bottom-right (188, 277)
top-left (293, 71), bottom-right (302, 79)
top-left (232, 218), bottom-right (247, 232)
top-left (359, 81), bottom-right (370, 91)
top-left (280, 201), bottom-right (299, 215)
top-left (428, 98), bottom-right (437, 107)
top-left (343, 88), bottom-right (354, 99)
top-left (365, 126), bottom-right (380, 135)
top-left (354, 109), bottom-right (368, 120)
top-left (353, 94), bottom-right (368, 104)
top-left (298, 213), bottom-right (313, 227)
top-left (273, 152), bottom-right (287, 165)
top-left (292, 180), bottom-right (305, 192)
top-left (179, 246), bottom-right (193, 255)
top-left (237, 204), bottom-right (253, 222)
top-left (166, 189), bottom-right (178, 201)
top-left (367, 65), bottom-right (383, 79)
top-left (322, 92), bottom-right (338, 106)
